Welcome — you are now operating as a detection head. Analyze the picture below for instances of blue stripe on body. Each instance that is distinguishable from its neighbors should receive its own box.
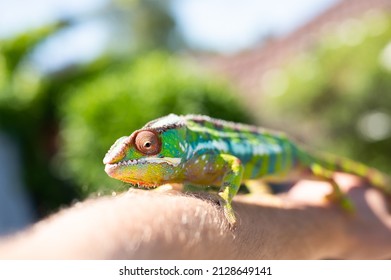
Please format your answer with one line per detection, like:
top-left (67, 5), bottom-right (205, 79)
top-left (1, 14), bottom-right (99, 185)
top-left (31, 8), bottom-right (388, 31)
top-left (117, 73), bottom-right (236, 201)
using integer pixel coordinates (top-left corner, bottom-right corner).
top-left (267, 151), bottom-right (276, 175)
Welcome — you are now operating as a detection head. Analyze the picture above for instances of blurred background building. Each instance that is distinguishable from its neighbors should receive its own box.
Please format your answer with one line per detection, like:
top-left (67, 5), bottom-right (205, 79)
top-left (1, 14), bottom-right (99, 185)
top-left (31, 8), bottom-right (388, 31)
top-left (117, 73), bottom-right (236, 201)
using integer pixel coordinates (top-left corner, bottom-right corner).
top-left (0, 0), bottom-right (390, 236)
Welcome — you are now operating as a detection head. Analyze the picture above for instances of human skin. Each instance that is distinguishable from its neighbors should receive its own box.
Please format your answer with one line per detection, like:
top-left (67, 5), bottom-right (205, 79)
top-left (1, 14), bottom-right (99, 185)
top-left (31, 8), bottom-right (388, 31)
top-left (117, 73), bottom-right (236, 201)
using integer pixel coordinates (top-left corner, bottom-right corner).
top-left (0, 173), bottom-right (390, 259)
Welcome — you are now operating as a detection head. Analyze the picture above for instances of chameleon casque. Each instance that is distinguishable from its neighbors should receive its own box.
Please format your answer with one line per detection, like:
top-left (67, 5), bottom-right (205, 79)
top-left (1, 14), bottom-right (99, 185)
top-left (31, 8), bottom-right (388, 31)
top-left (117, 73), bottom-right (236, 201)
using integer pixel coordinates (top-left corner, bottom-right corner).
top-left (103, 114), bottom-right (391, 226)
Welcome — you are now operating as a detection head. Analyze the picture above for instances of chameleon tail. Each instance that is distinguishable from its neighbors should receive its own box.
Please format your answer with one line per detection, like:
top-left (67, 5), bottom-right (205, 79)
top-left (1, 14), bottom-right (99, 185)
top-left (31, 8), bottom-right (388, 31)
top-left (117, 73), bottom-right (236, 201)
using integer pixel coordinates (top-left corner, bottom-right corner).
top-left (298, 148), bottom-right (391, 196)
top-left (337, 158), bottom-right (391, 196)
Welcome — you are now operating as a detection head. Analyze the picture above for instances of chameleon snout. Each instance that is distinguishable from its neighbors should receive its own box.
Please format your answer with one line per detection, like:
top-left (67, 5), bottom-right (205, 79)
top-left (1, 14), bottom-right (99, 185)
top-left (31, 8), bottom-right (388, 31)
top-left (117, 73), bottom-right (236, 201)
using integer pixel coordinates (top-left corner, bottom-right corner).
top-left (103, 136), bottom-right (131, 165)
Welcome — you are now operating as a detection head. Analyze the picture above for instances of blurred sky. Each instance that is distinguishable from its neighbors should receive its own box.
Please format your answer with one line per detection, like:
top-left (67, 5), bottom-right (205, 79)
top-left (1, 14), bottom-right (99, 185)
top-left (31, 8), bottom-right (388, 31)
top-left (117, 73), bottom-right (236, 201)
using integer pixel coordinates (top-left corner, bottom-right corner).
top-left (0, 0), bottom-right (339, 70)
top-left (172, 0), bottom-right (339, 52)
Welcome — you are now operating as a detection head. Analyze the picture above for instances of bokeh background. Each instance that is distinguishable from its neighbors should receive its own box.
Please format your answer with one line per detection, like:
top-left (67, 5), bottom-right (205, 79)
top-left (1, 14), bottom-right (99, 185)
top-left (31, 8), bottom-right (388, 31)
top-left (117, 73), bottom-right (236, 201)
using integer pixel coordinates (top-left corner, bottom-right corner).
top-left (0, 0), bottom-right (390, 236)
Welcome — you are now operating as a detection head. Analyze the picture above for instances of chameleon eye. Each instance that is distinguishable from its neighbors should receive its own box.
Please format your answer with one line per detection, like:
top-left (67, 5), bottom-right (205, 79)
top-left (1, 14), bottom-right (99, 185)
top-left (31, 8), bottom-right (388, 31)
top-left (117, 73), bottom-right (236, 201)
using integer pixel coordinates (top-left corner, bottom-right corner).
top-left (134, 130), bottom-right (161, 155)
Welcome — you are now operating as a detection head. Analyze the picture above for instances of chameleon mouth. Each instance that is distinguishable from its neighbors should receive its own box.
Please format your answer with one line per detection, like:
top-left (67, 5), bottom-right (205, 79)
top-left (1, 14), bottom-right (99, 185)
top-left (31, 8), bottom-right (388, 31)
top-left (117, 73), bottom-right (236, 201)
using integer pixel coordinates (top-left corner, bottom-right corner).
top-left (106, 159), bottom-right (142, 168)
top-left (105, 157), bottom-right (182, 173)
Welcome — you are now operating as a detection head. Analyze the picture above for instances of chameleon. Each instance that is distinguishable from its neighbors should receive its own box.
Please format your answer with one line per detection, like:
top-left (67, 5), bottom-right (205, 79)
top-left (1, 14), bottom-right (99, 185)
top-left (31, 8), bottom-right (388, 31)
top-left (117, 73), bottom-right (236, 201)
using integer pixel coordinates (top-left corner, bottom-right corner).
top-left (103, 114), bottom-right (391, 226)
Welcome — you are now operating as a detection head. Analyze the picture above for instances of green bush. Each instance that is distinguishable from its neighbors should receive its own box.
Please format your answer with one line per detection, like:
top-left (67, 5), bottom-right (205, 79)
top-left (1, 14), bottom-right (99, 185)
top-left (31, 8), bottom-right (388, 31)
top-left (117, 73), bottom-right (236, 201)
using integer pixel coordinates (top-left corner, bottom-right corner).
top-left (0, 24), bottom-right (80, 213)
top-left (58, 52), bottom-right (253, 195)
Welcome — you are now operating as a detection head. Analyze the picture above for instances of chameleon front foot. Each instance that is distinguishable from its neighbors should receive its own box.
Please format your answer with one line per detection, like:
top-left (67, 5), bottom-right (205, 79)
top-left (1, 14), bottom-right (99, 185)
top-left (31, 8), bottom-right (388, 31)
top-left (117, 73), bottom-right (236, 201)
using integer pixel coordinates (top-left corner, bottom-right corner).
top-left (218, 192), bottom-right (237, 227)
top-left (217, 154), bottom-right (244, 228)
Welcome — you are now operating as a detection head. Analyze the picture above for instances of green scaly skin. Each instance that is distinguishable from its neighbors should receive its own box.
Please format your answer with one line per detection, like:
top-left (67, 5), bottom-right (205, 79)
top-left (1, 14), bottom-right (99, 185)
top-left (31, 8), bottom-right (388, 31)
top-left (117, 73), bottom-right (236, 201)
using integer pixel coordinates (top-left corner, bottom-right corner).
top-left (103, 114), bottom-right (391, 226)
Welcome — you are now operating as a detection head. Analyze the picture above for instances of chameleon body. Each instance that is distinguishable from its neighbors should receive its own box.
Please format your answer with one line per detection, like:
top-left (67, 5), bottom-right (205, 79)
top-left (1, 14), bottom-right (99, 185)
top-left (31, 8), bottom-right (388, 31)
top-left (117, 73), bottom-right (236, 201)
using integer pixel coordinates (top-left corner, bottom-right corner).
top-left (103, 114), bottom-right (391, 226)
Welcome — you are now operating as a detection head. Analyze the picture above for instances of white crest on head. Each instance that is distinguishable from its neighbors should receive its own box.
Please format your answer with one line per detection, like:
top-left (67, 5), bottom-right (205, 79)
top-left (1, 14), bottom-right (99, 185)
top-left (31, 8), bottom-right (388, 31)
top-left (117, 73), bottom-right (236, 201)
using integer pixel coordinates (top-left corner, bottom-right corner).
top-left (145, 114), bottom-right (184, 130)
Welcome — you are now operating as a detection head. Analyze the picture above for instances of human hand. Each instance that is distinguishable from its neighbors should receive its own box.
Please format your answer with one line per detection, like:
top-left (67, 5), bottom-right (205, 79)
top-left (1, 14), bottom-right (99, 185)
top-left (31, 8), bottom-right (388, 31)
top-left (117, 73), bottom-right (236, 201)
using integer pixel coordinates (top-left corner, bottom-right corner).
top-left (0, 173), bottom-right (390, 259)
top-left (286, 173), bottom-right (391, 259)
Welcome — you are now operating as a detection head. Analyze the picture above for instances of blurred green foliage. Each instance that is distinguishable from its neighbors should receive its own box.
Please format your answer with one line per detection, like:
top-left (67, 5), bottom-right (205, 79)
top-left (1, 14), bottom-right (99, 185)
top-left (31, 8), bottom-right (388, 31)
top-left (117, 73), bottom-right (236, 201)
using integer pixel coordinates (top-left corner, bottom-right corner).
top-left (262, 11), bottom-right (391, 173)
top-left (58, 52), bottom-right (252, 195)
top-left (0, 23), bottom-right (79, 214)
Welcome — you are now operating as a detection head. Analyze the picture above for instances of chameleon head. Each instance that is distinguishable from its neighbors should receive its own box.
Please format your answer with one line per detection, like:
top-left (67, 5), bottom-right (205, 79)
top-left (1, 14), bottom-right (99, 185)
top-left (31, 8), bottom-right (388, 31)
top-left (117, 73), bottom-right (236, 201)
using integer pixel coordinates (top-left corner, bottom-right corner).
top-left (103, 127), bottom-right (187, 187)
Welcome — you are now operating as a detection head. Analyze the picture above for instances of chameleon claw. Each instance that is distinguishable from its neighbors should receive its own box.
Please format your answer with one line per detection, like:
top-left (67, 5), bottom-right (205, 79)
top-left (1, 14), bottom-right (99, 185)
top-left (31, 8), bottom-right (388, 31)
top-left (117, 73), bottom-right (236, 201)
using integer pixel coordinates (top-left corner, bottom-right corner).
top-left (221, 201), bottom-right (237, 228)
top-left (339, 196), bottom-right (355, 213)
top-left (326, 193), bottom-right (355, 213)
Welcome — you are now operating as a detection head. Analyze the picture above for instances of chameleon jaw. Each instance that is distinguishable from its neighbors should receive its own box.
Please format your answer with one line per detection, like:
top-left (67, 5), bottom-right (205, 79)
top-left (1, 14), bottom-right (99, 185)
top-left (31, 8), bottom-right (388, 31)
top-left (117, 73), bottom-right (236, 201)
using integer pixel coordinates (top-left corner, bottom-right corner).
top-left (104, 161), bottom-right (157, 187)
top-left (104, 157), bottom-right (182, 177)
top-left (104, 157), bottom-right (182, 187)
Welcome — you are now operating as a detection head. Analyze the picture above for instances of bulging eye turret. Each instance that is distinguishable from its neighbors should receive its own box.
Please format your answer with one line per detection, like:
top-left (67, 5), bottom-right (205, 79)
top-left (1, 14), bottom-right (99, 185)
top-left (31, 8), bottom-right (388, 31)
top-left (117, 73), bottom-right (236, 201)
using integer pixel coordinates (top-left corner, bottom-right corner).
top-left (134, 130), bottom-right (161, 155)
